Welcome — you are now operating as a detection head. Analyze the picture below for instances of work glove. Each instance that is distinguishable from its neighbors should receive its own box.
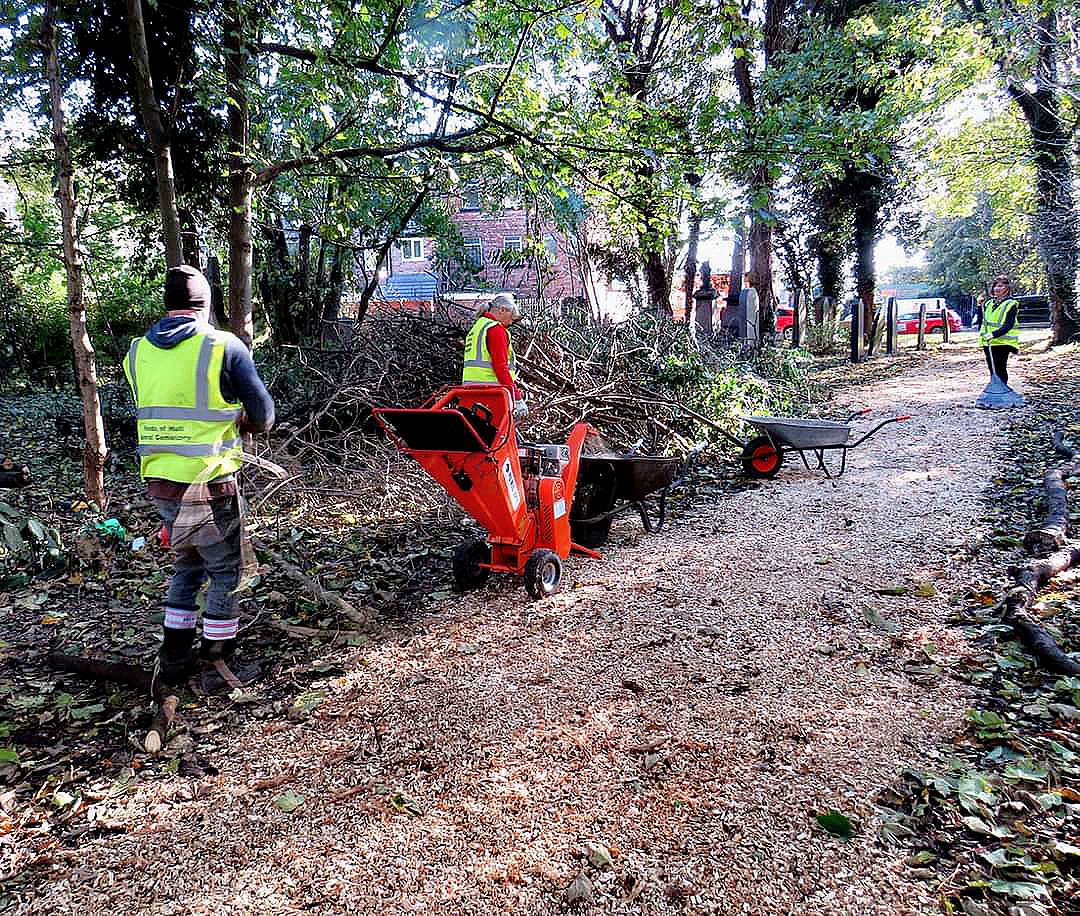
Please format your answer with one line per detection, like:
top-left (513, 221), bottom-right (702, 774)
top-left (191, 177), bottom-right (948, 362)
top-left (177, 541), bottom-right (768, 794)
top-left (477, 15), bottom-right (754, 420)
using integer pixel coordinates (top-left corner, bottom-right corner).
top-left (513, 399), bottom-right (528, 419)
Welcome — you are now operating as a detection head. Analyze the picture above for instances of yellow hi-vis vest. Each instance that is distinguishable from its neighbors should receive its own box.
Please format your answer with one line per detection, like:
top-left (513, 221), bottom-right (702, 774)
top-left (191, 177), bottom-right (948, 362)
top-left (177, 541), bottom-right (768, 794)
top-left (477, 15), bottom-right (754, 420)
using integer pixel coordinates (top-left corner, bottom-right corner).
top-left (980, 297), bottom-right (1020, 348)
top-left (122, 329), bottom-right (244, 483)
top-left (462, 315), bottom-right (517, 386)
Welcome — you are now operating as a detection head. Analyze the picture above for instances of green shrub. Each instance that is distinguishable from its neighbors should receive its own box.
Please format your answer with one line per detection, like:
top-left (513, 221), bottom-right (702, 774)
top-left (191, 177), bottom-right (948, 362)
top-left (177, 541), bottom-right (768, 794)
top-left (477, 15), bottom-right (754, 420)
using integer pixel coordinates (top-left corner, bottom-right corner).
top-left (805, 319), bottom-right (846, 355)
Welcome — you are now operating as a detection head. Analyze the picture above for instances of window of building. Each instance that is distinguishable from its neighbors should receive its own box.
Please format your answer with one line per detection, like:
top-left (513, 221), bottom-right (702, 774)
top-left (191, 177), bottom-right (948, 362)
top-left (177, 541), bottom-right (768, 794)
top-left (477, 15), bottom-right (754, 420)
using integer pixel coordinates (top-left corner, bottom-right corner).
top-left (503, 236), bottom-right (523, 253)
top-left (463, 238), bottom-right (484, 269)
top-left (400, 238), bottom-right (425, 261)
top-left (462, 189), bottom-right (482, 211)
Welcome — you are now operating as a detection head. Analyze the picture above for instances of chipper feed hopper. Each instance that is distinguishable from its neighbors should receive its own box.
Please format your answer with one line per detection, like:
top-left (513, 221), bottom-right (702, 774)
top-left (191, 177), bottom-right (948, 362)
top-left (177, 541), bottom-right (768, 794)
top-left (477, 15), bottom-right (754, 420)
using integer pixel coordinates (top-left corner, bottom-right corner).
top-left (374, 385), bottom-right (599, 598)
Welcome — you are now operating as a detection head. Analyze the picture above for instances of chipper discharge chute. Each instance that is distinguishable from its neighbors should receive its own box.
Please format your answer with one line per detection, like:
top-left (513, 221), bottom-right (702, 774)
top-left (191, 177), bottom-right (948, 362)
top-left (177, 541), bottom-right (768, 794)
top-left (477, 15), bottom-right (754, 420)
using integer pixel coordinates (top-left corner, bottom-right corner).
top-left (373, 385), bottom-right (599, 598)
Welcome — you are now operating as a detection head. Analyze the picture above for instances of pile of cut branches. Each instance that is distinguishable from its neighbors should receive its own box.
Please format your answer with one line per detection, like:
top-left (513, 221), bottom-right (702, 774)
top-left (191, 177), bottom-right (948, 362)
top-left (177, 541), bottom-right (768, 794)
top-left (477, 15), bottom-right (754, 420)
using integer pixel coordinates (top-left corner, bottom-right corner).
top-left (266, 306), bottom-right (810, 460)
top-left (253, 307), bottom-right (813, 524)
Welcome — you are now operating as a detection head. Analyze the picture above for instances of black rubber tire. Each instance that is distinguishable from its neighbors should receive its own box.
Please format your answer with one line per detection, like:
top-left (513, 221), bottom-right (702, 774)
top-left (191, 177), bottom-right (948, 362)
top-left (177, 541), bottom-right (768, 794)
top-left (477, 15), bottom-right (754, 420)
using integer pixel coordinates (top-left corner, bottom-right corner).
top-left (452, 539), bottom-right (491, 590)
top-left (741, 435), bottom-right (783, 479)
top-left (524, 549), bottom-right (562, 599)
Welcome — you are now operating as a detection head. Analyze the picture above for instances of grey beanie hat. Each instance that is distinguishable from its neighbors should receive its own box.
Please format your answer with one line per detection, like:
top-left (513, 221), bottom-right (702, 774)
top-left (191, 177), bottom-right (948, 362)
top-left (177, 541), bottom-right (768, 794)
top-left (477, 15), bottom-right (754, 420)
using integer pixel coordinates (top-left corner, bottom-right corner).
top-left (164, 265), bottom-right (212, 312)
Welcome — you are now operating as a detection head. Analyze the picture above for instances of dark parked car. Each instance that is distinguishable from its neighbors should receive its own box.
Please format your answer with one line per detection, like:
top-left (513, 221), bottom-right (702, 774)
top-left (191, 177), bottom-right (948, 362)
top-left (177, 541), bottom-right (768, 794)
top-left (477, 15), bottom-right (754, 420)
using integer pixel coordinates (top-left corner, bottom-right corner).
top-left (1014, 295), bottom-right (1050, 326)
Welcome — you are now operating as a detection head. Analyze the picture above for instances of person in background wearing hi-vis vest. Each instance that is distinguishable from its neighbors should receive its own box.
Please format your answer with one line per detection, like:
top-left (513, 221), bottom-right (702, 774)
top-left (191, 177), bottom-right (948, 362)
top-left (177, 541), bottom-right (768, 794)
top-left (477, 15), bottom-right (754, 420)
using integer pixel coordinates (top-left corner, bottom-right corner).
top-left (123, 266), bottom-right (275, 692)
top-left (979, 274), bottom-right (1020, 384)
top-left (462, 292), bottom-right (527, 419)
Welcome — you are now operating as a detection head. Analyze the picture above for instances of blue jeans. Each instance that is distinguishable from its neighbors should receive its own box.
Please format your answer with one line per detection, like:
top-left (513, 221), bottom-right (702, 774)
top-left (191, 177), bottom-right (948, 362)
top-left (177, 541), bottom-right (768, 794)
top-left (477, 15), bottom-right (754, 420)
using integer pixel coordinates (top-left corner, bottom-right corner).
top-left (152, 495), bottom-right (242, 624)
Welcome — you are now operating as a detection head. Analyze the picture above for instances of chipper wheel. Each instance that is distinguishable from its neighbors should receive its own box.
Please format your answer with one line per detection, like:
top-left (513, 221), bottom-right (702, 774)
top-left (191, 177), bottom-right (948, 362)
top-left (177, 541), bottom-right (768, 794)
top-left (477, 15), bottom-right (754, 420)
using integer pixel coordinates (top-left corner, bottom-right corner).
top-left (453, 539), bottom-right (491, 590)
top-left (741, 435), bottom-right (783, 479)
top-left (524, 549), bottom-right (562, 599)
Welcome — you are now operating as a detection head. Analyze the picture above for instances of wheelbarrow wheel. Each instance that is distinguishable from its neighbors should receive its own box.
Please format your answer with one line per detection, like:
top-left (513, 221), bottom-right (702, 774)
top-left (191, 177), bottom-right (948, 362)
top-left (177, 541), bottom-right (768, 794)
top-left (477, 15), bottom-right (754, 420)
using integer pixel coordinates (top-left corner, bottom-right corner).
top-left (453, 539), bottom-right (491, 590)
top-left (741, 435), bottom-right (783, 479)
top-left (524, 549), bottom-right (562, 599)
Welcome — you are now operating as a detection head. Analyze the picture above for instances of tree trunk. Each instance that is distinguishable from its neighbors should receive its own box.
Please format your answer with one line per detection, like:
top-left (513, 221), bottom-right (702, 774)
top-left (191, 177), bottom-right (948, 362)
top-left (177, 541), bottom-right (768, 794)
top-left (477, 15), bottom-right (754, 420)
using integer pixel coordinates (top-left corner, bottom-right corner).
top-left (206, 254), bottom-right (228, 328)
top-left (322, 243), bottom-right (345, 323)
top-left (817, 242), bottom-right (843, 314)
top-left (731, 0), bottom-right (787, 344)
top-left (178, 207), bottom-right (200, 268)
top-left (853, 175), bottom-right (880, 342)
top-left (357, 185), bottom-right (428, 321)
top-left (748, 206), bottom-right (775, 340)
top-left (729, 217), bottom-right (746, 304)
top-left (684, 175), bottom-right (702, 325)
top-left (224, 0), bottom-right (254, 346)
top-left (125, 0), bottom-right (182, 268)
top-left (683, 226), bottom-right (698, 323)
top-left (1005, 10), bottom-right (1079, 346)
top-left (643, 248), bottom-right (671, 318)
top-left (44, 2), bottom-right (108, 509)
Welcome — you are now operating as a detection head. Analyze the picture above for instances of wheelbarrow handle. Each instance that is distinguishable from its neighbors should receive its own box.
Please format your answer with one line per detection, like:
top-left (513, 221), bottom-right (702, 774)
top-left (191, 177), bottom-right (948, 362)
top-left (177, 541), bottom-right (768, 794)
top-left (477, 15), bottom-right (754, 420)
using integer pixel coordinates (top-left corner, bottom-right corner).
top-left (846, 414), bottom-right (913, 448)
top-left (842, 408), bottom-right (873, 423)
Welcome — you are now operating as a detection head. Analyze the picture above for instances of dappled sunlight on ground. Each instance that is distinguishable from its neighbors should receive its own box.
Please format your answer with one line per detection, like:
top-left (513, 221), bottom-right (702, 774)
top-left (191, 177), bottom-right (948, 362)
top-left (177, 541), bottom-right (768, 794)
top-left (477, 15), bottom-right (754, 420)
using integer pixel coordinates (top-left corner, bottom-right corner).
top-left (24, 342), bottom-right (1033, 915)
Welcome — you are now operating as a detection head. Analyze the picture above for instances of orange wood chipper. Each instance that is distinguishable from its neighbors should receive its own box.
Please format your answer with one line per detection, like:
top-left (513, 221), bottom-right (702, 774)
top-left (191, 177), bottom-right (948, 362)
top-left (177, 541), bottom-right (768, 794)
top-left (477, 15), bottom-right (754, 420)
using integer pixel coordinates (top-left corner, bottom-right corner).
top-left (373, 385), bottom-right (601, 598)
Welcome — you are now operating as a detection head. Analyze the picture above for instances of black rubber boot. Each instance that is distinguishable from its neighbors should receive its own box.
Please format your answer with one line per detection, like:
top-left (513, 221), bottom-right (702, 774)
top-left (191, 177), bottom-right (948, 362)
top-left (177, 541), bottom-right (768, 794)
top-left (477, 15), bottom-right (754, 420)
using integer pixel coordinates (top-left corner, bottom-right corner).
top-left (199, 636), bottom-right (237, 662)
top-left (199, 637), bottom-right (261, 694)
top-left (155, 627), bottom-right (197, 688)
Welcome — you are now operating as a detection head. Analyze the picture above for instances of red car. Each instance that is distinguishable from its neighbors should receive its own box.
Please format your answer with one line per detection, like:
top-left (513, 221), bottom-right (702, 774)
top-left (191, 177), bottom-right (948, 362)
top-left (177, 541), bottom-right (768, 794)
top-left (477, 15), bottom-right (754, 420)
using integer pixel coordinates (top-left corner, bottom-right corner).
top-left (776, 305), bottom-right (794, 340)
top-left (897, 308), bottom-right (961, 334)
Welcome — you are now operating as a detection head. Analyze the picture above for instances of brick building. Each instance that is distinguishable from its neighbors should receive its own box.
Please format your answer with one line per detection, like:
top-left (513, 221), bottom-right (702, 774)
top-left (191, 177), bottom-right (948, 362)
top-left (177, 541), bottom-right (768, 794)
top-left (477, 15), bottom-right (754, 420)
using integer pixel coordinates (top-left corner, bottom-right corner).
top-left (380, 191), bottom-right (590, 304)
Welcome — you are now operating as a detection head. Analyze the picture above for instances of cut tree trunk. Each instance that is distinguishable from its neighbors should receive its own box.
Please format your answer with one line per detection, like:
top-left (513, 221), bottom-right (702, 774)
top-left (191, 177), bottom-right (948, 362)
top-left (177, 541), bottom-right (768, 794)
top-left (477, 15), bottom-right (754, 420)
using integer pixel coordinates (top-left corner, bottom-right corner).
top-left (1024, 430), bottom-right (1080, 555)
top-left (0, 466), bottom-right (31, 488)
top-left (47, 652), bottom-right (178, 752)
top-left (1023, 467), bottom-right (1071, 555)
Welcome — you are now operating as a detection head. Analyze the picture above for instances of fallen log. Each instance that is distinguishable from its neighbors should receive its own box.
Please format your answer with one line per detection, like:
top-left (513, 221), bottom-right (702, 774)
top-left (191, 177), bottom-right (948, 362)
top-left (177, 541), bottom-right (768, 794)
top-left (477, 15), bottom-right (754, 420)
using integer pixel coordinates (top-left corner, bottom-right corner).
top-left (1051, 428), bottom-right (1077, 461)
top-left (47, 652), bottom-right (179, 753)
top-left (1024, 430), bottom-right (1079, 555)
top-left (1023, 467), bottom-right (1070, 555)
top-left (1003, 547), bottom-right (1080, 675)
top-left (0, 466), bottom-right (32, 488)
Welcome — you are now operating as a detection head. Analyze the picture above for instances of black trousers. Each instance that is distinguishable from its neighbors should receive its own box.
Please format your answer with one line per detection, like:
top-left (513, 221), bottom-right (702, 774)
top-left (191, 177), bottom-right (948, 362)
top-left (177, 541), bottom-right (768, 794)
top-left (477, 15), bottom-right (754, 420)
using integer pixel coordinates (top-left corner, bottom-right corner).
top-left (983, 345), bottom-right (1016, 384)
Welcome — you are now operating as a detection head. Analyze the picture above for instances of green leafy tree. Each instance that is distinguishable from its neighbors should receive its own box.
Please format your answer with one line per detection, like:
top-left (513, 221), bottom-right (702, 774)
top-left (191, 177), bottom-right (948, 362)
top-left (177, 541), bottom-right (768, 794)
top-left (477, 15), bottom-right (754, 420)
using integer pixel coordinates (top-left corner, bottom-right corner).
top-left (956, 0), bottom-right (1079, 342)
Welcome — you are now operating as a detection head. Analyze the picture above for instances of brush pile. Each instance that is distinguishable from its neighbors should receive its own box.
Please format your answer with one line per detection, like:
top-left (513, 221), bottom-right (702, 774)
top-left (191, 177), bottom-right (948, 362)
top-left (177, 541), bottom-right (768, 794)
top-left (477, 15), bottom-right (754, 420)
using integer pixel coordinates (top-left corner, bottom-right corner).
top-left (255, 303), bottom-right (811, 522)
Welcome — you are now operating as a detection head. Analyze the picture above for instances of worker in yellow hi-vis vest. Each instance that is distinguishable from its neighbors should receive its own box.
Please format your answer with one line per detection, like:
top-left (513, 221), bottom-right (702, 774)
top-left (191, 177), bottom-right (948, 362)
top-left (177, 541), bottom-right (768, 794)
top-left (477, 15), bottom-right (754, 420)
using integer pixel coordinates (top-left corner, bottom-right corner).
top-left (979, 274), bottom-right (1020, 384)
top-left (462, 292), bottom-right (527, 418)
top-left (123, 266), bottom-right (275, 692)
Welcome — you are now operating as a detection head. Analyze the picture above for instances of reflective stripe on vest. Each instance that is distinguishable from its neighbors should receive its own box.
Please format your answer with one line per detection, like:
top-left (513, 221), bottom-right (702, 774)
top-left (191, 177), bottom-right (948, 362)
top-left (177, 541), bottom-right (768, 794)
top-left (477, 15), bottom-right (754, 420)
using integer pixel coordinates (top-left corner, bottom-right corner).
top-left (123, 330), bottom-right (244, 483)
top-left (980, 297), bottom-right (1019, 348)
top-left (462, 316), bottom-right (517, 385)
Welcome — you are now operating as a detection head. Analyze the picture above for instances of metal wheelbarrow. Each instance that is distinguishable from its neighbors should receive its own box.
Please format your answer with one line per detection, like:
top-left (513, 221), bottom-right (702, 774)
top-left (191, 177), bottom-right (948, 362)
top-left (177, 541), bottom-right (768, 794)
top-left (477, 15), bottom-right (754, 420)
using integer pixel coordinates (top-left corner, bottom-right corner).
top-left (569, 446), bottom-right (702, 547)
top-left (718, 409), bottom-right (910, 479)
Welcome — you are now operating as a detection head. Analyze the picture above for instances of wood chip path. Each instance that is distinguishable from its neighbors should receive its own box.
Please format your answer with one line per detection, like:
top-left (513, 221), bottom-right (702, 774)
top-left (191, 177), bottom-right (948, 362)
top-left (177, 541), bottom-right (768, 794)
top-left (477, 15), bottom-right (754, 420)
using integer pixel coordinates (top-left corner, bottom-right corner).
top-left (25, 345), bottom-right (1020, 915)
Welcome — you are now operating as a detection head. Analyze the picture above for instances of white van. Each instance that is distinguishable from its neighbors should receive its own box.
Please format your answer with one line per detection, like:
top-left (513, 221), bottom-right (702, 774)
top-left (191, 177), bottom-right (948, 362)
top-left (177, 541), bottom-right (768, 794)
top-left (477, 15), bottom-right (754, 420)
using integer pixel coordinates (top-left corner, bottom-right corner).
top-left (894, 297), bottom-right (946, 315)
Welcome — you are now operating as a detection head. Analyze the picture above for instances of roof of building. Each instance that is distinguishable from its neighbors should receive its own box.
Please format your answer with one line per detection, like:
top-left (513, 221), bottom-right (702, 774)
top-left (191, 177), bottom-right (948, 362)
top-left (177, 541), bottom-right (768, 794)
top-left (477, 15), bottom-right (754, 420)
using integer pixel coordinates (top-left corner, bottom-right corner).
top-left (378, 272), bottom-right (438, 302)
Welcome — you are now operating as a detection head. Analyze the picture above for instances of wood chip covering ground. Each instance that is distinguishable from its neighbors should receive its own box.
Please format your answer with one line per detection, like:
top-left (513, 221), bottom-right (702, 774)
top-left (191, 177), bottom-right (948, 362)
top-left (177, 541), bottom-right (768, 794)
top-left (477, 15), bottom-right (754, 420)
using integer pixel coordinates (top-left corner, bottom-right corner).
top-left (23, 345), bottom-right (1019, 915)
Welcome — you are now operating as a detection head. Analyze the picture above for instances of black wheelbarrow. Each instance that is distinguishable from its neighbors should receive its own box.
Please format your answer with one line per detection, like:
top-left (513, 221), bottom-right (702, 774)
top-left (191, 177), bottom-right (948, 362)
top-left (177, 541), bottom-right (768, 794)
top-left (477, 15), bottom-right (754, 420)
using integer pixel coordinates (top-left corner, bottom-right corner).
top-left (569, 447), bottom-right (701, 548)
top-left (717, 409), bottom-right (911, 479)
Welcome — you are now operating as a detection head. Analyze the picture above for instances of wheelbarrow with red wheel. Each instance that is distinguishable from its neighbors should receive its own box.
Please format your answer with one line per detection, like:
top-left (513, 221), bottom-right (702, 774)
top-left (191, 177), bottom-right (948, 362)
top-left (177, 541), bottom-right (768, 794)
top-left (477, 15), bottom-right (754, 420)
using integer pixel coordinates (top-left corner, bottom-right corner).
top-left (717, 409), bottom-right (911, 479)
top-left (373, 385), bottom-right (599, 598)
